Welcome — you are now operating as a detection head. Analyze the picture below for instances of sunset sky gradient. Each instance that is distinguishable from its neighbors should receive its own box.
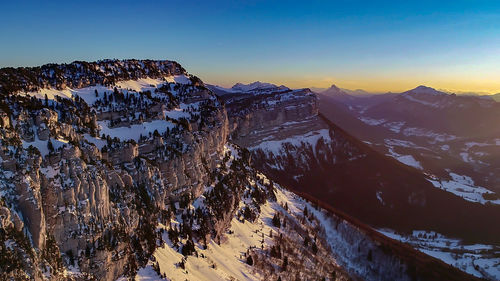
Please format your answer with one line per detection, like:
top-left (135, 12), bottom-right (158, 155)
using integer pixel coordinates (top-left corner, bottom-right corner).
top-left (1, 0), bottom-right (499, 93)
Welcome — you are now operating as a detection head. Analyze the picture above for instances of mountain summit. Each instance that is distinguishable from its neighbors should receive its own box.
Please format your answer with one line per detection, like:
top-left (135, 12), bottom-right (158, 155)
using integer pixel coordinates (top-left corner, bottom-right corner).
top-left (403, 85), bottom-right (448, 96)
top-left (230, 81), bottom-right (289, 92)
top-left (231, 81), bottom-right (276, 91)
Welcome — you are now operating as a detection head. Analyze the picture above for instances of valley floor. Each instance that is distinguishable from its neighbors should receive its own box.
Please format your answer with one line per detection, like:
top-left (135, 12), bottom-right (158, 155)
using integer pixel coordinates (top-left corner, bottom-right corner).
top-left (378, 229), bottom-right (500, 280)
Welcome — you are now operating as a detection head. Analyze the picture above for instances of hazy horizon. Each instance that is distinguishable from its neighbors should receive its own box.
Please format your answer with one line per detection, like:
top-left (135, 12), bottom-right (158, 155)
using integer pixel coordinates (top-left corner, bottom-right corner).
top-left (206, 80), bottom-right (500, 95)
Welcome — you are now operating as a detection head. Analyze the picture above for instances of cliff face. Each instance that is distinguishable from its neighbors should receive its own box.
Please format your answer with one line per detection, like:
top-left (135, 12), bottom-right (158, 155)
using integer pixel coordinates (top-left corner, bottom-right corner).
top-left (0, 60), bottom-right (230, 280)
top-left (225, 89), bottom-right (320, 147)
top-left (224, 87), bottom-right (350, 176)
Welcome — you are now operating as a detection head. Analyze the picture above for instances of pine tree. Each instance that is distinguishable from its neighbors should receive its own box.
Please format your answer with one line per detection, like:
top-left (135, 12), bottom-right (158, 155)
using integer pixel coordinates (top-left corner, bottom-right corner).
top-left (272, 213), bottom-right (281, 228)
top-left (312, 242), bottom-right (318, 254)
top-left (246, 255), bottom-right (253, 266)
top-left (47, 139), bottom-right (54, 153)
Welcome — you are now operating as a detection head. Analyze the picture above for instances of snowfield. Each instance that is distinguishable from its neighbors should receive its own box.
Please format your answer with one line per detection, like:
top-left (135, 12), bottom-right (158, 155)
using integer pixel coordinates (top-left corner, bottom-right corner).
top-left (22, 133), bottom-right (68, 157)
top-left (401, 127), bottom-right (457, 143)
top-left (163, 102), bottom-right (199, 120)
top-left (98, 119), bottom-right (175, 142)
top-left (20, 75), bottom-right (191, 103)
top-left (359, 117), bottom-right (386, 126)
top-left (385, 146), bottom-right (423, 170)
top-left (134, 201), bottom-right (275, 281)
top-left (427, 173), bottom-right (500, 205)
top-left (378, 229), bottom-right (500, 280)
top-left (249, 129), bottom-right (332, 156)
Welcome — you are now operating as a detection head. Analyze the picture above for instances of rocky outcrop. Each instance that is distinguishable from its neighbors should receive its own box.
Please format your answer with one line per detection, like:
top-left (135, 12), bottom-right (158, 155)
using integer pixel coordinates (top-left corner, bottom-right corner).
top-left (225, 88), bottom-right (322, 147)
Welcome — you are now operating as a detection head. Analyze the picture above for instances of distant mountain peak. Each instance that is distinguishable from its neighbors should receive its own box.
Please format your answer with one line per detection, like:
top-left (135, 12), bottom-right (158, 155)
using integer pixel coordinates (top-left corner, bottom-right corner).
top-left (231, 81), bottom-right (275, 91)
top-left (328, 84), bottom-right (341, 91)
top-left (322, 84), bottom-right (349, 96)
top-left (229, 81), bottom-right (290, 93)
top-left (406, 85), bottom-right (447, 96)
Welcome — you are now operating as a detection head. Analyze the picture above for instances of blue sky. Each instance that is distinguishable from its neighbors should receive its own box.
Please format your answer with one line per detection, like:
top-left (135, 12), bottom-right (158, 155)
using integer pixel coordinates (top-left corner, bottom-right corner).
top-left (1, 0), bottom-right (499, 92)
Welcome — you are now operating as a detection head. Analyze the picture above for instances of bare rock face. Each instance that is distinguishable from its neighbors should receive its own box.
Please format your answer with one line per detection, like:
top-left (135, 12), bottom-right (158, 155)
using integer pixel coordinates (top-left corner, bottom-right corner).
top-left (0, 206), bottom-right (14, 229)
top-left (0, 110), bottom-right (10, 128)
top-left (16, 175), bottom-right (47, 249)
top-left (225, 88), bottom-right (320, 148)
top-left (35, 108), bottom-right (58, 127)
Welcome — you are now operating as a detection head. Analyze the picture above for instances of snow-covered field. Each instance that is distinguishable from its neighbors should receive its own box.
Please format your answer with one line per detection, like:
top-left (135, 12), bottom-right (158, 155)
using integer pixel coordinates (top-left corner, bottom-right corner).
top-left (163, 102), bottom-right (199, 120)
top-left (385, 146), bottom-right (423, 170)
top-left (249, 129), bottom-right (331, 156)
top-left (359, 117), bottom-right (386, 126)
top-left (401, 127), bottom-right (457, 143)
top-left (98, 119), bottom-right (175, 142)
top-left (378, 229), bottom-right (500, 280)
top-left (22, 133), bottom-right (68, 157)
top-left (427, 173), bottom-right (500, 205)
top-left (21, 75), bottom-right (191, 103)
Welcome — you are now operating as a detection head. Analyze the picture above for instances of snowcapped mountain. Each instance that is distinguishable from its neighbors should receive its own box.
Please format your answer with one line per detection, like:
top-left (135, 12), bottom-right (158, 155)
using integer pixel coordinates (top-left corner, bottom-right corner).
top-left (0, 62), bottom-right (492, 281)
top-left (403, 85), bottom-right (447, 96)
top-left (231, 81), bottom-right (278, 91)
top-left (207, 81), bottom-right (290, 95)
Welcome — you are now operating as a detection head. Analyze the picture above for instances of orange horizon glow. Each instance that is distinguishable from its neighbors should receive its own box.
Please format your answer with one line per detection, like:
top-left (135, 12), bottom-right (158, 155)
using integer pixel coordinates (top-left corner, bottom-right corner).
top-left (205, 76), bottom-right (500, 95)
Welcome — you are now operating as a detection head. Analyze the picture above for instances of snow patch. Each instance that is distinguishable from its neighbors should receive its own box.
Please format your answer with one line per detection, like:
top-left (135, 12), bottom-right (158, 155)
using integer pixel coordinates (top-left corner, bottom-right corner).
top-left (249, 129), bottom-right (331, 156)
top-left (98, 119), bottom-right (175, 141)
top-left (427, 173), bottom-right (499, 205)
top-left (377, 229), bottom-right (500, 280)
top-left (359, 117), bottom-right (386, 126)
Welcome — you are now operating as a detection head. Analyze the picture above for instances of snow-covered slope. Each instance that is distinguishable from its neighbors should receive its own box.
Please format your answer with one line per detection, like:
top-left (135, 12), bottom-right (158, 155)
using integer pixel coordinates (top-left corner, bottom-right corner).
top-left (132, 145), bottom-right (475, 281)
top-left (378, 229), bottom-right (500, 280)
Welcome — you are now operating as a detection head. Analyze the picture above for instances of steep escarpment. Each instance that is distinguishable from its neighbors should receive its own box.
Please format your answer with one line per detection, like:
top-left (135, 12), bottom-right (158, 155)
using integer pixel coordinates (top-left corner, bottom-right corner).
top-left (221, 84), bottom-right (500, 279)
top-left (0, 60), bottom-right (229, 280)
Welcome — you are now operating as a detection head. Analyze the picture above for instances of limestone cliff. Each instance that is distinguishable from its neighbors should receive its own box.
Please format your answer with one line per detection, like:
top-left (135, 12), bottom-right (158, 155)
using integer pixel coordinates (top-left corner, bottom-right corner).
top-left (0, 60), bottom-right (229, 280)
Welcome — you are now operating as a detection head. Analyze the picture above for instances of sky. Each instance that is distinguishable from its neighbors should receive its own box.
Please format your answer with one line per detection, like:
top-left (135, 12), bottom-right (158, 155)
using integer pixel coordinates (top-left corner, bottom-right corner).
top-left (1, 0), bottom-right (499, 93)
